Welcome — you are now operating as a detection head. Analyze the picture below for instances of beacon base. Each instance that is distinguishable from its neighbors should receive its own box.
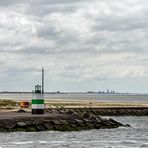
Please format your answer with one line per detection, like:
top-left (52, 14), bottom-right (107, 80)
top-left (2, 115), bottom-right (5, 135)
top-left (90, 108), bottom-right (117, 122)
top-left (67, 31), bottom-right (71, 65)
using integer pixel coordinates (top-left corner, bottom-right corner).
top-left (32, 109), bottom-right (44, 114)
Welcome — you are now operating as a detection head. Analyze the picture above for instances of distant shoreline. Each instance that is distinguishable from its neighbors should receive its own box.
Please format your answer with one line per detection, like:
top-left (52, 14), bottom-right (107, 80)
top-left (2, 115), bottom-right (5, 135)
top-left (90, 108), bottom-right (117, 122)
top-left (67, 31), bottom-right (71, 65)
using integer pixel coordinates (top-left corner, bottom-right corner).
top-left (0, 91), bottom-right (148, 95)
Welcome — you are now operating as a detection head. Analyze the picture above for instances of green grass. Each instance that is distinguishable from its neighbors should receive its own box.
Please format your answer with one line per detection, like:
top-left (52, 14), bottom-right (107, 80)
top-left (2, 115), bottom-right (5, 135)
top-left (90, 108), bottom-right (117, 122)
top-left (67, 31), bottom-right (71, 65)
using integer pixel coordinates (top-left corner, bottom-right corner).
top-left (0, 100), bottom-right (16, 108)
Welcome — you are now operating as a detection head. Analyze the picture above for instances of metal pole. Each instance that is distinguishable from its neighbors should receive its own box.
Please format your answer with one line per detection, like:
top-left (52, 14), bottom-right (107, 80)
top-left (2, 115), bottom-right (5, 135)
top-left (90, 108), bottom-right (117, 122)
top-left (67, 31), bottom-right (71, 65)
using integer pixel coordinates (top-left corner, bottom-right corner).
top-left (42, 68), bottom-right (44, 94)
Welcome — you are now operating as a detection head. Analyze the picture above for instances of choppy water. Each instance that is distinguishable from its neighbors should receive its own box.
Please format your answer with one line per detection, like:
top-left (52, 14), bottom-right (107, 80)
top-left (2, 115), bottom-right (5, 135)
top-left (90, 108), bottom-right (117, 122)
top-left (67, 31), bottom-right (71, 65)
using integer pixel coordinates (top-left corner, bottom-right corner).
top-left (0, 117), bottom-right (148, 148)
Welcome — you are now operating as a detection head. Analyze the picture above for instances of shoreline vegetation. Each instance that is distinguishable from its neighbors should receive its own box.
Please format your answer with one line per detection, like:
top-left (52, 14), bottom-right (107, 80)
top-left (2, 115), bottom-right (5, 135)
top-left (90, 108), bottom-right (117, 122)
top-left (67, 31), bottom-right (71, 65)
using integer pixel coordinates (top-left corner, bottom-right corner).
top-left (0, 99), bottom-right (148, 109)
top-left (0, 99), bottom-right (148, 116)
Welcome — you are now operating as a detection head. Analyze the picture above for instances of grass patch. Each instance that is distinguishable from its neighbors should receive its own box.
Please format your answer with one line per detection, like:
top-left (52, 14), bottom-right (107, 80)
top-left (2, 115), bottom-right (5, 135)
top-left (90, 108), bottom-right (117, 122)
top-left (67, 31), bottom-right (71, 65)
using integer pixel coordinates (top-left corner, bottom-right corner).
top-left (0, 100), bottom-right (16, 108)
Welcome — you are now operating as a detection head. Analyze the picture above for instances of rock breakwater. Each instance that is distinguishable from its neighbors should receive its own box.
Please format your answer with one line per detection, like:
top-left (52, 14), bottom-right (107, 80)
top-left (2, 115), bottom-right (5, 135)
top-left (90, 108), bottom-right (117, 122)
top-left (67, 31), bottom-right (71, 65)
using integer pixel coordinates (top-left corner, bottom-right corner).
top-left (46, 107), bottom-right (148, 116)
top-left (0, 109), bottom-right (127, 132)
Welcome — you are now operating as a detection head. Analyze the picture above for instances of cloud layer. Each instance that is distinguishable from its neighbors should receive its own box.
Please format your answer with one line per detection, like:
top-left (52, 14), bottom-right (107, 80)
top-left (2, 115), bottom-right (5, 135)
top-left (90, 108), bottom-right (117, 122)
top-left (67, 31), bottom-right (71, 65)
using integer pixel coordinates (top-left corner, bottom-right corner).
top-left (0, 0), bottom-right (148, 92)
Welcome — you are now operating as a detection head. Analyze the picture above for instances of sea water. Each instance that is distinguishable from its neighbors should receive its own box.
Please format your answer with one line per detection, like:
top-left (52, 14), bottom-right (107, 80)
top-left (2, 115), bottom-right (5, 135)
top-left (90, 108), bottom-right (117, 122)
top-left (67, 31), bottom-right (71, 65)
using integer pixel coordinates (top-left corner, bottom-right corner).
top-left (0, 93), bottom-right (148, 103)
top-left (0, 117), bottom-right (148, 148)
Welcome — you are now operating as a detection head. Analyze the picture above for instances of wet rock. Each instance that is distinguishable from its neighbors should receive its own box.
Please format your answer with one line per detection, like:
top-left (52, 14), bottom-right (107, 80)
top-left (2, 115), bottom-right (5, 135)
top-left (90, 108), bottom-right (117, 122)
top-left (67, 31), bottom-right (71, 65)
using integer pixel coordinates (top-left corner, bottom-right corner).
top-left (75, 119), bottom-right (84, 127)
top-left (17, 122), bottom-right (27, 127)
top-left (16, 128), bottom-right (27, 132)
top-left (125, 124), bottom-right (130, 127)
top-left (54, 125), bottom-right (64, 131)
top-left (7, 128), bottom-right (17, 132)
top-left (0, 127), bottom-right (7, 132)
top-left (36, 124), bottom-right (46, 131)
top-left (109, 118), bottom-right (124, 126)
top-left (85, 122), bottom-right (95, 129)
top-left (44, 123), bottom-right (54, 130)
top-left (62, 124), bottom-right (74, 131)
top-left (26, 127), bottom-right (37, 132)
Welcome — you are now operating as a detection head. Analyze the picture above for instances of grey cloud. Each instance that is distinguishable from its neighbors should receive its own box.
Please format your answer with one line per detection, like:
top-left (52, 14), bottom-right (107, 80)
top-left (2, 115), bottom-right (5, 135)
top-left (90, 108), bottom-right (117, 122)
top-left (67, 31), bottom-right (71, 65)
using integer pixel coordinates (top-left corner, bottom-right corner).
top-left (28, 0), bottom-right (84, 5)
top-left (1, 0), bottom-right (148, 92)
top-left (5, 67), bottom-right (39, 74)
top-left (93, 16), bottom-right (148, 32)
top-left (13, 46), bottom-right (56, 55)
top-left (19, 0), bottom-right (88, 16)
top-left (37, 24), bottom-right (60, 39)
top-left (0, 0), bottom-right (21, 6)
top-left (0, 0), bottom-right (85, 6)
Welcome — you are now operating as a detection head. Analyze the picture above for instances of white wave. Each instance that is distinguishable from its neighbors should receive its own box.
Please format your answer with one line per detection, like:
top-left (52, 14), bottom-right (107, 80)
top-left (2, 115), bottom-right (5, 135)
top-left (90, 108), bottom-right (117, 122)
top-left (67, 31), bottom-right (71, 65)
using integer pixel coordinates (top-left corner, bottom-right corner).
top-left (12, 141), bottom-right (34, 144)
top-left (38, 141), bottom-right (50, 144)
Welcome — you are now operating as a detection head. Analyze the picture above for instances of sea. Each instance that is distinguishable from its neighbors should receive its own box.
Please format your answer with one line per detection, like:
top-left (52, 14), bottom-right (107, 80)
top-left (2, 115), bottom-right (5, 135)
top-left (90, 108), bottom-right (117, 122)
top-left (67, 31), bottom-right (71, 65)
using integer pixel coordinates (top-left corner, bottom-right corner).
top-left (0, 92), bottom-right (148, 102)
top-left (0, 93), bottom-right (148, 148)
top-left (0, 117), bottom-right (148, 148)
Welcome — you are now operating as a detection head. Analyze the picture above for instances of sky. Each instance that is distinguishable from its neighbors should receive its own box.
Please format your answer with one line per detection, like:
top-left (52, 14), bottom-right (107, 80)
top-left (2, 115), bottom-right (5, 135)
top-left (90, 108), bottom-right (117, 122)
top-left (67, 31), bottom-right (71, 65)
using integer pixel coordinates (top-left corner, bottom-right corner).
top-left (0, 0), bottom-right (148, 93)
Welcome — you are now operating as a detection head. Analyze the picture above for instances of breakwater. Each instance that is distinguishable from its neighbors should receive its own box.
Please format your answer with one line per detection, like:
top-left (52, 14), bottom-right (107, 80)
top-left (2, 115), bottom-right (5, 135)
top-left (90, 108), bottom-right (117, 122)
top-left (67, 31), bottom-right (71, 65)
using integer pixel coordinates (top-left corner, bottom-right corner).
top-left (2, 106), bottom-right (147, 132)
top-left (46, 107), bottom-right (148, 116)
top-left (0, 109), bottom-right (126, 132)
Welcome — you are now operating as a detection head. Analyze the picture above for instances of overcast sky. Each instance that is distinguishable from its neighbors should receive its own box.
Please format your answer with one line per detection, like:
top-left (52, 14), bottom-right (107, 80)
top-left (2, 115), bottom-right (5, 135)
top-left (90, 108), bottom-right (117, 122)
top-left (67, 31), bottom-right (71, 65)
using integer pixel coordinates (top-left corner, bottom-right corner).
top-left (0, 0), bottom-right (148, 92)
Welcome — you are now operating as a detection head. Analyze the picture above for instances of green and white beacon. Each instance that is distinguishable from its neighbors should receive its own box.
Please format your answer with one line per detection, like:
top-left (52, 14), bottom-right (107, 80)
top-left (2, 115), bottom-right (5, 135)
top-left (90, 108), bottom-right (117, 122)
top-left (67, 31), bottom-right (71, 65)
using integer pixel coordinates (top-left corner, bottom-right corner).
top-left (32, 84), bottom-right (44, 114)
top-left (32, 68), bottom-right (45, 114)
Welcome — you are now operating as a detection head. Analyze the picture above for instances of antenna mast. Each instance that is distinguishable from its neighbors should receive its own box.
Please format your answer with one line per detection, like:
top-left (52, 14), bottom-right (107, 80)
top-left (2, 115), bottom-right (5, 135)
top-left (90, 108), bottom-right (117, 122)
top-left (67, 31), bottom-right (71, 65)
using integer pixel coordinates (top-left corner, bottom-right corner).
top-left (42, 68), bottom-right (44, 94)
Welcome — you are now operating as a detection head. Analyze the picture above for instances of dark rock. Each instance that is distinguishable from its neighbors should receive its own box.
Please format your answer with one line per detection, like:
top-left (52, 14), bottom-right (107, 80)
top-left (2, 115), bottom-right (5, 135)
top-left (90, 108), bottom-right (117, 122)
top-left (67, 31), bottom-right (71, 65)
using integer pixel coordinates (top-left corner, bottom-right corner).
top-left (15, 128), bottom-right (27, 132)
top-left (54, 125), bottom-right (64, 131)
top-left (81, 126), bottom-right (90, 130)
top-left (17, 122), bottom-right (27, 127)
top-left (36, 124), bottom-right (46, 131)
top-left (62, 124), bottom-right (74, 131)
top-left (44, 123), bottom-right (54, 130)
top-left (5, 123), bottom-right (16, 129)
top-left (83, 112), bottom-right (90, 118)
top-left (65, 109), bottom-right (71, 114)
top-left (16, 109), bottom-right (26, 113)
top-left (75, 119), bottom-right (84, 126)
top-left (68, 124), bottom-right (78, 131)
top-left (83, 118), bottom-right (90, 122)
top-left (7, 128), bottom-right (17, 132)
top-left (85, 122), bottom-right (95, 129)
top-left (51, 120), bottom-right (61, 125)
top-left (25, 121), bottom-right (33, 125)
top-left (26, 127), bottom-right (37, 132)
top-left (94, 123), bottom-right (101, 129)
top-left (43, 120), bottom-right (51, 123)
top-left (46, 109), bottom-right (53, 113)
top-left (109, 118), bottom-right (124, 126)
top-left (33, 120), bottom-right (43, 125)
top-left (125, 124), bottom-right (130, 127)
top-left (60, 120), bottom-right (69, 125)
top-left (59, 110), bottom-right (66, 114)
top-left (0, 127), bottom-right (7, 132)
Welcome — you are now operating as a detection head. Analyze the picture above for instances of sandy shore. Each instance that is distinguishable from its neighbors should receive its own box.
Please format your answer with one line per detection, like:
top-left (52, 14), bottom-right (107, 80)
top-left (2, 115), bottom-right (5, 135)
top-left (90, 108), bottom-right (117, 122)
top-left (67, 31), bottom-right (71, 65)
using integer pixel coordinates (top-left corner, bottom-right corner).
top-left (43, 99), bottom-right (148, 109)
top-left (1, 99), bottom-right (148, 112)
